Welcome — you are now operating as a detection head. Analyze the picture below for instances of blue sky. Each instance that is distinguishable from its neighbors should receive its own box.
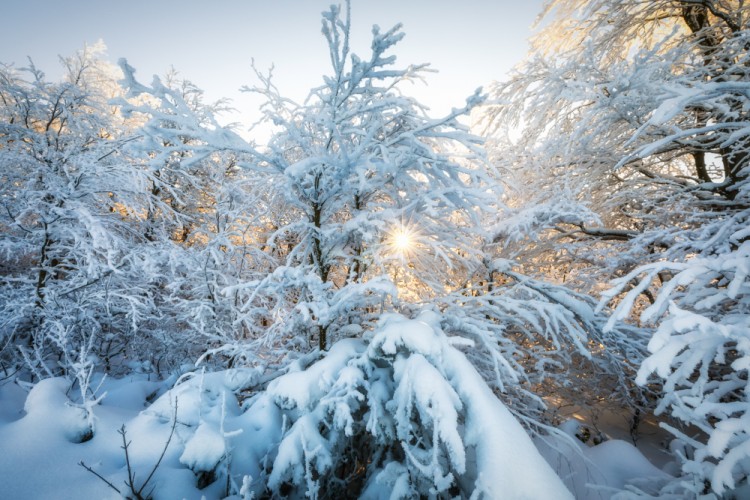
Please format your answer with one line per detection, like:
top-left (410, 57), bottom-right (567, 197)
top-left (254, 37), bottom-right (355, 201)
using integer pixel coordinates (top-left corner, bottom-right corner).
top-left (1, 0), bottom-right (544, 132)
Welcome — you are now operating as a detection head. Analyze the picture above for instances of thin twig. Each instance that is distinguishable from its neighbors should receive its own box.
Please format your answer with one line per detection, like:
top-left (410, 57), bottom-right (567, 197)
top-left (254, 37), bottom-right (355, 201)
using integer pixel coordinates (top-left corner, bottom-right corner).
top-left (79, 460), bottom-right (122, 494)
top-left (96, 134), bottom-right (143, 161)
top-left (137, 397), bottom-right (179, 497)
top-left (119, 425), bottom-right (138, 496)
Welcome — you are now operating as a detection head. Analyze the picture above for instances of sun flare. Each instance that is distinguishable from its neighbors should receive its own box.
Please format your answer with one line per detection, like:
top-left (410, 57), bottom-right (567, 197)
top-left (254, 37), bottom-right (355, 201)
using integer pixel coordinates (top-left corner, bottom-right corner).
top-left (389, 224), bottom-right (417, 256)
top-left (394, 231), bottom-right (412, 251)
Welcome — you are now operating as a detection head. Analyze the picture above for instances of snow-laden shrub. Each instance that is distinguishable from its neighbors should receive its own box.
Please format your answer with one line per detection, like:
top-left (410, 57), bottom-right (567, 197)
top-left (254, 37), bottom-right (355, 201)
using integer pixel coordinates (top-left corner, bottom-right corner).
top-left (262, 310), bottom-right (572, 498)
top-left (603, 237), bottom-right (750, 496)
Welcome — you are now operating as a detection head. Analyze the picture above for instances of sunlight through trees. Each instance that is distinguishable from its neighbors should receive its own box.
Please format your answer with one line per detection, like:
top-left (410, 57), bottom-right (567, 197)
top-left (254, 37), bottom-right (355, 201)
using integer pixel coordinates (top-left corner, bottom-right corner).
top-left (1, 0), bottom-right (750, 497)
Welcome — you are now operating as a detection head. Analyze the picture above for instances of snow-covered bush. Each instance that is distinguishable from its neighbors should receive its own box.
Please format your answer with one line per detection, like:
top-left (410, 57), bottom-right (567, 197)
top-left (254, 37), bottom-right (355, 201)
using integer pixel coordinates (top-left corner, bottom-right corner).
top-left (260, 311), bottom-right (572, 498)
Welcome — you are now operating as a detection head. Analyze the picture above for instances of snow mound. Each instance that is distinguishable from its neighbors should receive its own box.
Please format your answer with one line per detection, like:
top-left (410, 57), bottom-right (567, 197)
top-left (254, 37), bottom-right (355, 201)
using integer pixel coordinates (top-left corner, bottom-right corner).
top-left (180, 421), bottom-right (226, 473)
top-left (537, 422), bottom-right (672, 499)
top-left (24, 377), bottom-right (93, 443)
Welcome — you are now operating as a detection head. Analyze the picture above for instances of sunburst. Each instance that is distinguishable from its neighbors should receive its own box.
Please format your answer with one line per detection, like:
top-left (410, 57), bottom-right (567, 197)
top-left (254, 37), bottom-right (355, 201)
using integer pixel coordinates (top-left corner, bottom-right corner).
top-left (388, 223), bottom-right (419, 257)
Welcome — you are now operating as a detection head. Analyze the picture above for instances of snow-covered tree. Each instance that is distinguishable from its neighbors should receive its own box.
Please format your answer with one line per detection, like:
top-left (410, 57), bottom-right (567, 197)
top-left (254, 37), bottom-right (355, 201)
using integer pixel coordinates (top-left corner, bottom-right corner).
top-left (244, 0), bottom-right (494, 351)
top-left (0, 43), bottom-right (262, 377)
top-left (485, 0), bottom-right (750, 494)
top-left (485, 0), bottom-right (749, 279)
top-left (0, 44), bottom-right (153, 377)
top-left (115, 61), bottom-right (249, 245)
top-left (211, 5), bottom-right (647, 456)
top-left (114, 60), bottom-right (278, 370)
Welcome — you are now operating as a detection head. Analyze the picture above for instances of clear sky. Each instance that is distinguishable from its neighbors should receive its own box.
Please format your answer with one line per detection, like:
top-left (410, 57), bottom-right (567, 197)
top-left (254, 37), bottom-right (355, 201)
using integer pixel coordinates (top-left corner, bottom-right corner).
top-left (1, 0), bottom-right (545, 135)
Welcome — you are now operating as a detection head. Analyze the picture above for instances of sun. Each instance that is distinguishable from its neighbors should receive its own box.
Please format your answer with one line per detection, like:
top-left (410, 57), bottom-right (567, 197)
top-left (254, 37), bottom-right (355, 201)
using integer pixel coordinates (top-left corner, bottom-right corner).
top-left (389, 224), bottom-right (417, 256)
top-left (393, 229), bottom-right (413, 251)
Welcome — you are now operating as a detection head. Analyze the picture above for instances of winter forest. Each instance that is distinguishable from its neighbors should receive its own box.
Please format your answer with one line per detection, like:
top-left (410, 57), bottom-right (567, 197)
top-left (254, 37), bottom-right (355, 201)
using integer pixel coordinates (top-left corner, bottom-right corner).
top-left (1, 0), bottom-right (749, 498)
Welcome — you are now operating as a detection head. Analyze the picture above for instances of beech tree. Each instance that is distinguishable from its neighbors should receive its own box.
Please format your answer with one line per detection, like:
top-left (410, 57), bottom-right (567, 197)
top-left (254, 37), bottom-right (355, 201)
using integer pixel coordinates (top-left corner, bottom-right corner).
top-left (486, 0), bottom-right (749, 277)
top-left (486, 0), bottom-right (750, 494)
top-left (243, 1), bottom-right (493, 352)
top-left (114, 60), bottom-right (276, 370)
top-left (0, 45), bottom-right (150, 377)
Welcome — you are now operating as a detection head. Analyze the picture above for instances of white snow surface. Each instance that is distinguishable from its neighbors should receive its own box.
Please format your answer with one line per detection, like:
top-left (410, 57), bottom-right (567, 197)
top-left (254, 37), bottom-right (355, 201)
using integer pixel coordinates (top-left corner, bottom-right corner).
top-left (0, 315), bottom-right (672, 498)
top-left (180, 421), bottom-right (227, 472)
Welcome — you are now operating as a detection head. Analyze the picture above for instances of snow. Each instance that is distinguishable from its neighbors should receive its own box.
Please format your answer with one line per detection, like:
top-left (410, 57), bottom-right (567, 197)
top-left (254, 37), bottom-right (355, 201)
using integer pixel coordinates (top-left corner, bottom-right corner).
top-left (267, 413), bottom-right (334, 491)
top-left (392, 352), bottom-right (466, 477)
top-left (0, 322), bottom-right (678, 499)
top-left (0, 377), bottom-right (147, 499)
top-left (267, 338), bottom-right (365, 411)
top-left (23, 377), bottom-right (94, 443)
top-left (0, 371), bottom-right (272, 499)
top-left (536, 420), bottom-right (672, 499)
top-left (3, 0), bottom-right (739, 496)
top-left (0, 381), bottom-right (25, 423)
top-left (180, 421), bottom-right (227, 472)
top-left (586, 440), bottom-right (671, 490)
top-left (439, 328), bottom-right (574, 499)
top-left (369, 311), bottom-right (444, 359)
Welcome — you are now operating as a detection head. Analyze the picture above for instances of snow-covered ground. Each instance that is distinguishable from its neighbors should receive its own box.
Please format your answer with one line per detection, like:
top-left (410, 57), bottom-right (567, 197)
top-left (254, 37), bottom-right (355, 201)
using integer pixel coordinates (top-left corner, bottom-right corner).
top-left (0, 315), bottom-right (676, 499)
